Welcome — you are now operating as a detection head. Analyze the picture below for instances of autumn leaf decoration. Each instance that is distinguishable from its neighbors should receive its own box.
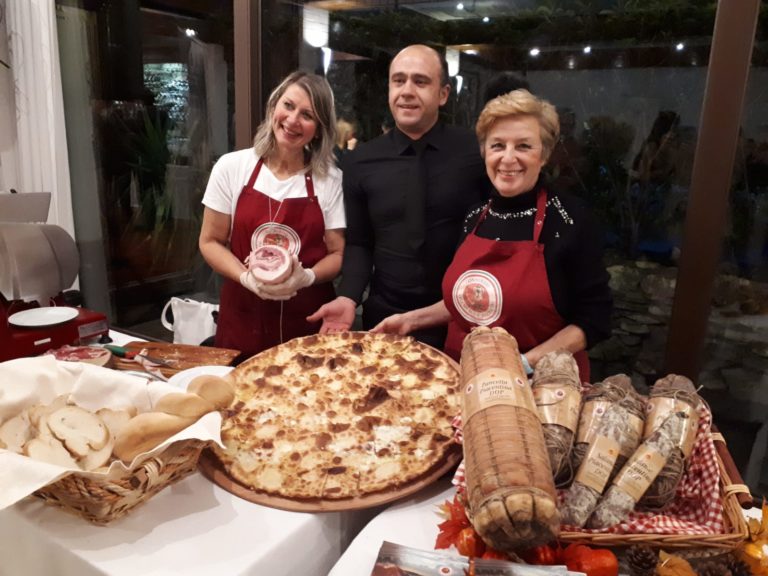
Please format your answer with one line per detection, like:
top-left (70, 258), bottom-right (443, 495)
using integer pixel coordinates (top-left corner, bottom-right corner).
top-left (435, 495), bottom-right (471, 550)
top-left (738, 499), bottom-right (768, 575)
top-left (656, 550), bottom-right (696, 576)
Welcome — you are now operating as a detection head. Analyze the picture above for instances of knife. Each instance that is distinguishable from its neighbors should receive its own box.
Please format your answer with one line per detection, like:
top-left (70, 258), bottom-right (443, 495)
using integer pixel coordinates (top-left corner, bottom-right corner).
top-left (103, 345), bottom-right (174, 367)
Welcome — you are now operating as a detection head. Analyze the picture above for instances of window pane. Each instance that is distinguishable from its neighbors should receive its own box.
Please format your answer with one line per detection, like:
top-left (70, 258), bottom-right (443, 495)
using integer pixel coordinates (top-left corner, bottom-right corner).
top-left (56, 0), bottom-right (233, 338)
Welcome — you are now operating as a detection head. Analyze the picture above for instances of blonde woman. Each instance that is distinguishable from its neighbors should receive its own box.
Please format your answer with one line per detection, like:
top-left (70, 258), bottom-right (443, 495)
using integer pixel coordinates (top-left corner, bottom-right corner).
top-left (373, 90), bottom-right (611, 381)
top-left (199, 71), bottom-right (345, 357)
top-left (334, 118), bottom-right (358, 162)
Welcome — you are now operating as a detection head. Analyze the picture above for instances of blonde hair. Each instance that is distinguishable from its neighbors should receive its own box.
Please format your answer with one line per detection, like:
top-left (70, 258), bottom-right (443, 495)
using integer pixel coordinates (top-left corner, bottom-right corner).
top-left (335, 119), bottom-right (356, 149)
top-left (476, 89), bottom-right (560, 162)
top-left (252, 71), bottom-right (337, 178)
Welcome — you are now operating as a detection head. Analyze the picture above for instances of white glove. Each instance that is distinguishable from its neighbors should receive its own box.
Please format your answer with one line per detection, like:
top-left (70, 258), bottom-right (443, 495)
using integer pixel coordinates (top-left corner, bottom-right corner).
top-left (239, 269), bottom-right (294, 301)
top-left (258, 255), bottom-right (315, 299)
top-left (521, 354), bottom-right (533, 376)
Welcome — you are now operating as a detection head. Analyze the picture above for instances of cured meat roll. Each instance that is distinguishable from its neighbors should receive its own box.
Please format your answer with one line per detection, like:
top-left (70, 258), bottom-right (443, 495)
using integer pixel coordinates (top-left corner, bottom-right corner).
top-left (247, 245), bottom-right (293, 284)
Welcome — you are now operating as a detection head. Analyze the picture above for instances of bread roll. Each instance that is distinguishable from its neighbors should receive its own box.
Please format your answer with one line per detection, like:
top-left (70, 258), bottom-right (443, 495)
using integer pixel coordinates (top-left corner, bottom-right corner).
top-left (154, 392), bottom-right (215, 419)
top-left (187, 375), bottom-right (235, 409)
top-left (24, 436), bottom-right (79, 468)
top-left (79, 435), bottom-right (115, 471)
top-left (27, 395), bottom-right (69, 428)
top-left (96, 407), bottom-right (137, 438)
top-left (0, 412), bottom-right (32, 453)
top-left (48, 406), bottom-right (110, 456)
top-left (113, 412), bottom-right (194, 463)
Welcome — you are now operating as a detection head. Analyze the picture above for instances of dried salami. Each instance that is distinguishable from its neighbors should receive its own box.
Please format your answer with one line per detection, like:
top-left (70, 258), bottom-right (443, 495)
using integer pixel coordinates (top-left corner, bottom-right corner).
top-left (571, 374), bottom-right (645, 475)
top-left (637, 374), bottom-right (702, 510)
top-left (531, 350), bottom-right (582, 486)
top-left (561, 374), bottom-right (646, 528)
top-left (587, 411), bottom-right (688, 529)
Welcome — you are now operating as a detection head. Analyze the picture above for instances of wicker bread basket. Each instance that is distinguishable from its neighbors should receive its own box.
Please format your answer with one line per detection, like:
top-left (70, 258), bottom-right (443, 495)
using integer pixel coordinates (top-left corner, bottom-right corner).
top-left (558, 433), bottom-right (750, 550)
top-left (33, 439), bottom-right (208, 524)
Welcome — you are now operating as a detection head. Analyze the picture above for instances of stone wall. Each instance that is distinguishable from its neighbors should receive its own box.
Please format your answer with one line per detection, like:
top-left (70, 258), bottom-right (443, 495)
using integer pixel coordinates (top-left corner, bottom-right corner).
top-left (589, 260), bottom-right (768, 406)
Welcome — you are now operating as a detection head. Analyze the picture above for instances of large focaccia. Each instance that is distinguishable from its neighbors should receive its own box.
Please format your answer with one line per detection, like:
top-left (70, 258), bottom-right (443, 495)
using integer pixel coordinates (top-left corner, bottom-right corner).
top-left (213, 332), bottom-right (460, 500)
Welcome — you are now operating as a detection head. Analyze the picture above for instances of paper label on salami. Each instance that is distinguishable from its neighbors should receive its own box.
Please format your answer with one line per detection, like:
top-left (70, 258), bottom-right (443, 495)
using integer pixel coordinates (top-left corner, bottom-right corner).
top-left (612, 444), bottom-right (667, 501)
top-left (575, 434), bottom-right (619, 493)
top-left (644, 398), bottom-right (699, 457)
top-left (576, 400), bottom-right (643, 457)
top-left (463, 367), bottom-right (536, 421)
top-left (532, 386), bottom-right (581, 432)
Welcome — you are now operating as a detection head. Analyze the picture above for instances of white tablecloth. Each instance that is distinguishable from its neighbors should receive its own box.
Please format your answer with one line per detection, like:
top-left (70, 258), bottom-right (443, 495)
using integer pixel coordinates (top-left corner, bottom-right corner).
top-left (0, 472), bottom-right (379, 576)
top-left (329, 477), bottom-right (455, 576)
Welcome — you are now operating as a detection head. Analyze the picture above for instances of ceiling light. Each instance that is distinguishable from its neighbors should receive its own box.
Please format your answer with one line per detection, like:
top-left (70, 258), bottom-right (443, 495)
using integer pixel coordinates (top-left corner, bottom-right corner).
top-left (583, 45), bottom-right (591, 54)
top-left (185, 28), bottom-right (196, 37)
top-left (529, 47), bottom-right (540, 57)
top-left (322, 47), bottom-right (332, 75)
top-left (446, 48), bottom-right (460, 77)
top-left (303, 6), bottom-right (329, 48)
top-left (482, 16), bottom-right (490, 23)
top-left (457, 2), bottom-right (464, 9)
top-left (675, 42), bottom-right (685, 51)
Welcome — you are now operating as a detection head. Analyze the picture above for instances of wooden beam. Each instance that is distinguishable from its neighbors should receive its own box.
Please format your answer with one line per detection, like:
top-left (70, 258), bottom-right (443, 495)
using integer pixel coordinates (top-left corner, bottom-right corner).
top-left (234, 0), bottom-right (262, 150)
top-left (664, 0), bottom-right (760, 378)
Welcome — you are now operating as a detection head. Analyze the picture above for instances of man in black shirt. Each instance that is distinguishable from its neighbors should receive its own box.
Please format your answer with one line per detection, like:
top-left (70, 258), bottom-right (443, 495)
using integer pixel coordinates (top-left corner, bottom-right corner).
top-left (308, 44), bottom-right (489, 348)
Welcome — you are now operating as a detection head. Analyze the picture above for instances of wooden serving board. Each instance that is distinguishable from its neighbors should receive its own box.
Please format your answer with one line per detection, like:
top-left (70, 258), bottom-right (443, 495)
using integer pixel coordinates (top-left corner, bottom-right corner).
top-left (110, 341), bottom-right (241, 378)
top-left (198, 445), bottom-right (462, 513)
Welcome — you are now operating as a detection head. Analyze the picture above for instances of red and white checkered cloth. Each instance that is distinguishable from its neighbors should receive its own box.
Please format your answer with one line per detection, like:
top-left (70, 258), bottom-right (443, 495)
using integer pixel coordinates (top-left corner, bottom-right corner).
top-left (449, 402), bottom-right (724, 535)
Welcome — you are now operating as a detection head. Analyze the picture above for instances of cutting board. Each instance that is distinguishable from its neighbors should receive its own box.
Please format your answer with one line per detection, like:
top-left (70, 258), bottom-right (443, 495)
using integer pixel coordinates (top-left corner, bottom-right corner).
top-left (110, 341), bottom-right (241, 378)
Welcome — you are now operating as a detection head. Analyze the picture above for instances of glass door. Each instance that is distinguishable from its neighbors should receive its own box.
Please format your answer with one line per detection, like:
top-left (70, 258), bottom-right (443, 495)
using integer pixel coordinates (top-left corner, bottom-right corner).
top-left (56, 0), bottom-right (234, 336)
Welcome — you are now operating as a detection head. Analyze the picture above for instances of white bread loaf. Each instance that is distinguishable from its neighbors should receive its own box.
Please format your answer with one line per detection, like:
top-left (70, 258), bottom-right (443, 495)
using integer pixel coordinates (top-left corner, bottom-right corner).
top-left (0, 412), bottom-right (33, 453)
top-left (154, 392), bottom-right (215, 419)
top-left (48, 405), bottom-right (110, 457)
top-left (24, 436), bottom-right (79, 468)
top-left (113, 412), bottom-right (195, 463)
top-left (79, 434), bottom-right (115, 471)
top-left (27, 395), bottom-right (69, 428)
top-left (187, 375), bottom-right (235, 409)
top-left (96, 407), bottom-right (137, 439)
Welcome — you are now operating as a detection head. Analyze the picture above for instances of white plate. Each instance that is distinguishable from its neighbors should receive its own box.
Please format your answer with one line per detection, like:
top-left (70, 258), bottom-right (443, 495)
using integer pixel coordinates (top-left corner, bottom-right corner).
top-left (167, 365), bottom-right (234, 390)
top-left (8, 307), bottom-right (79, 327)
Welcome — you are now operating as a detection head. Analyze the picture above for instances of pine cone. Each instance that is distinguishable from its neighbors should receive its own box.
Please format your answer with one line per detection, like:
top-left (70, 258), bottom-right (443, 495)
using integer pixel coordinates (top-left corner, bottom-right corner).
top-left (724, 554), bottom-right (752, 576)
top-left (696, 559), bottom-right (732, 576)
top-left (626, 545), bottom-right (658, 576)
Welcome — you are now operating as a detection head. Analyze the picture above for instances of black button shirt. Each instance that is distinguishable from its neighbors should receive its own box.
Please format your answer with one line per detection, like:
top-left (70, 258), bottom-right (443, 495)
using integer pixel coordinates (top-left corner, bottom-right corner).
top-left (338, 122), bottom-right (490, 315)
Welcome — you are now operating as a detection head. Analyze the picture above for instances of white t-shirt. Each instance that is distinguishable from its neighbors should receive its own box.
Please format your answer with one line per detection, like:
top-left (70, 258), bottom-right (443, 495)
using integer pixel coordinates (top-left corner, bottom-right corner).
top-left (202, 148), bottom-right (346, 231)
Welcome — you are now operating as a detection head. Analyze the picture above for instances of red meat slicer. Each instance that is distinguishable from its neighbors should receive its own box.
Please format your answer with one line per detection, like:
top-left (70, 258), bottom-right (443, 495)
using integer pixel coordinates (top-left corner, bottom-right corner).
top-left (0, 220), bottom-right (109, 362)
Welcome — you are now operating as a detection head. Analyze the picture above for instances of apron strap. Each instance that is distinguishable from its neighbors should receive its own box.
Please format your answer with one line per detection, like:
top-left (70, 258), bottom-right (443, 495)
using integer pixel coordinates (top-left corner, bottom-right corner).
top-left (304, 172), bottom-right (316, 199)
top-left (245, 157), bottom-right (264, 190)
top-left (472, 202), bottom-right (492, 233)
top-left (532, 187), bottom-right (548, 243)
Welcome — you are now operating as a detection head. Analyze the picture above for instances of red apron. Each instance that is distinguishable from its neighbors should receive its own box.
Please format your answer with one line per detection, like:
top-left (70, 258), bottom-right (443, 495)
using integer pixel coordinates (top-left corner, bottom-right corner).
top-left (442, 188), bottom-right (590, 381)
top-left (215, 158), bottom-right (335, 357)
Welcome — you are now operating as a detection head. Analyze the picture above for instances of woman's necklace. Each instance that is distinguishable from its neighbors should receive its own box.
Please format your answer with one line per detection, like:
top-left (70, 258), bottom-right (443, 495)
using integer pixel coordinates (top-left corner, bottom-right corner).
top-left (486, 196), bottom-right (574, 225)
top-left (267, 193), bottom-right (285, 224)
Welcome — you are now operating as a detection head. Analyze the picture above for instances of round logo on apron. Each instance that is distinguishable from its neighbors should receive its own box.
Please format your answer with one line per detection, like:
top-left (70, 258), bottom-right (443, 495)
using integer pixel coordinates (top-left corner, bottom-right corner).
top-left (251, 223), bottom-right (301, 255)
top-left (452, 270), bottom-right (503, 326)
